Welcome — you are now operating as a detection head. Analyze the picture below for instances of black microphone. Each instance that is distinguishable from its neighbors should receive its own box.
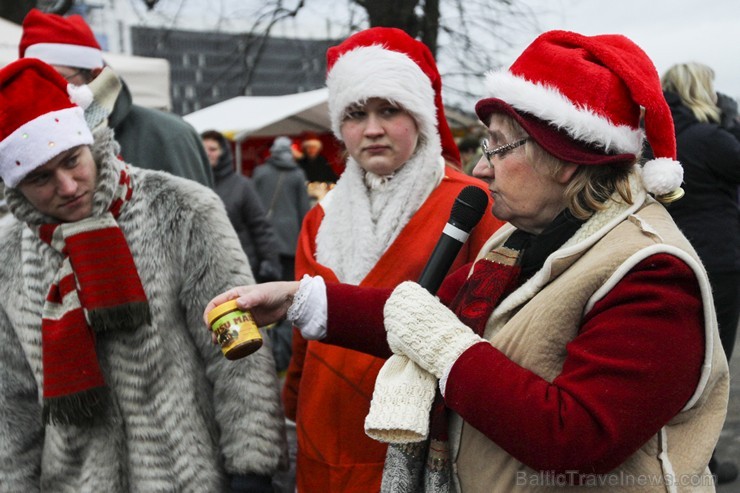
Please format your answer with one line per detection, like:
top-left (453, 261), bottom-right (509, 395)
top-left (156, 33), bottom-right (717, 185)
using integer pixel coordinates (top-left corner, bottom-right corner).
top-left (417, 185), bottom-right (489, 295)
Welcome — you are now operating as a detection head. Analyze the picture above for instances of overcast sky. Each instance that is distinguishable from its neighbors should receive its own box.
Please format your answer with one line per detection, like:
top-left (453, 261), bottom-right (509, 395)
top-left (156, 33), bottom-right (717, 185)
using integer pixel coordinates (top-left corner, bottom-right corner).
top-left (147, 0), bottom-right (740, 101)
top-left (289, 0), bottom-right (740, 102)
top-left (516, 0), bottom-right (740, 98)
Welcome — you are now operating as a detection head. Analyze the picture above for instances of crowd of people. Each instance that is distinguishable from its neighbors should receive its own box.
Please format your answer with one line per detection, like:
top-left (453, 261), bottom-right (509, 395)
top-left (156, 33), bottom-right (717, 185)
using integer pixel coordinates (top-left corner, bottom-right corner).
top-left (0, 7), bottom-right (738, 493)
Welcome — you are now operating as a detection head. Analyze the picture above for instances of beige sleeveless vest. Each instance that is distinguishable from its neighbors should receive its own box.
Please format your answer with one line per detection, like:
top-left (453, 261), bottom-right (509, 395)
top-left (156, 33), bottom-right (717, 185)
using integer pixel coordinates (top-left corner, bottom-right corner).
top-left (450, 194), bottom-right (728, 493)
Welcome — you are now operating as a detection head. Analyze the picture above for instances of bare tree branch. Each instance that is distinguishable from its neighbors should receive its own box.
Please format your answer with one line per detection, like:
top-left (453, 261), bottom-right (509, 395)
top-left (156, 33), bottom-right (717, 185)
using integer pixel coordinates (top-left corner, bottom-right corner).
top-left (240, 0), bottom-right (306, 92)
top-left (133, 0), bottom-right (540, 110)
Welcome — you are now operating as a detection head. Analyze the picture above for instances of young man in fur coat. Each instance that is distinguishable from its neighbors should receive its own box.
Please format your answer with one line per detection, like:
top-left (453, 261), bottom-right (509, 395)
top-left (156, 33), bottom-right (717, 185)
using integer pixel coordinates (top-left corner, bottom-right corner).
top-left (0, 58), bottom-right (285, 492)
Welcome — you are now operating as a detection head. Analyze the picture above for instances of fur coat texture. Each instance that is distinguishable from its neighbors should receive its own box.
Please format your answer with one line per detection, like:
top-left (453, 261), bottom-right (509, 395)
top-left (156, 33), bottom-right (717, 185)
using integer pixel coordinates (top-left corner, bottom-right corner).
top-left (0, 128), bottom-right (285, 492)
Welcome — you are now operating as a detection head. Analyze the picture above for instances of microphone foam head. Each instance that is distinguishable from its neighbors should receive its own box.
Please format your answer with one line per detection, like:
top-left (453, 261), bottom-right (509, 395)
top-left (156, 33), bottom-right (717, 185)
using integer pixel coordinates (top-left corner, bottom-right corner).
top-left (450, 185), bottom-right (489, 232)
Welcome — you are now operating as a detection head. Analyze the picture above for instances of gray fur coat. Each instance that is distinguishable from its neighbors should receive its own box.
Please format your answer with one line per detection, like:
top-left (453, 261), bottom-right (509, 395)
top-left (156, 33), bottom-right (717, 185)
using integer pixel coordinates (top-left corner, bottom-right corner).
top-left (0, 129), bottom-right (285, 492)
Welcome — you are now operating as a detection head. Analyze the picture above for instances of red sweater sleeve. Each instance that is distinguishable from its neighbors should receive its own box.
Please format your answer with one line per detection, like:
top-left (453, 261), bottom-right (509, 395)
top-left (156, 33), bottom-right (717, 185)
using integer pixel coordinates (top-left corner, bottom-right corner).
top-left (323, 283), bottom-right (393, 358)
top-left (322, 263), bottom-right (475, 358)
top-left (444, 253), bottom-right (705, 474)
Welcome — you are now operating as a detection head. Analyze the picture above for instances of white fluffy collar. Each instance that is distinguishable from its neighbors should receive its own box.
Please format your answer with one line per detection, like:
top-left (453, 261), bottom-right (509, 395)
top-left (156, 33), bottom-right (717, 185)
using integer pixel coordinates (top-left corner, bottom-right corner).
top-left (316, 140), bottom-right (444, 284)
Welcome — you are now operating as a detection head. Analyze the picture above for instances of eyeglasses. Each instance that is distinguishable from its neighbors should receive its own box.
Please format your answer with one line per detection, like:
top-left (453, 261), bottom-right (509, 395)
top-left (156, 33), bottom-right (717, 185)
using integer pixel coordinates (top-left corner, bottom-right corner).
top-left (480, 137), bottom-right (529, 167)
top-left (63, 69), bottom-right (83, 81)
top-left (62, 69), bottom-right (85, 82)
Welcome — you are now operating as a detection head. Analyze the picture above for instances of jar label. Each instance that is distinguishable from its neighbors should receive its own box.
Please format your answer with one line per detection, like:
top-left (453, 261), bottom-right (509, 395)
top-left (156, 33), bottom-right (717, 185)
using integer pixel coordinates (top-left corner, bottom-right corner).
top-left (210, 308), bottom-right (262, 358)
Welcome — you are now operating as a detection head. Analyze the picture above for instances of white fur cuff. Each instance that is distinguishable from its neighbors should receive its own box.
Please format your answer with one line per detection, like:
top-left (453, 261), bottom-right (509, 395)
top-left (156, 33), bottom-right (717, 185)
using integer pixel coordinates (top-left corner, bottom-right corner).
top-left (286, 275), bottom-right (327, 340)
top-left (365, 354), bottom-right (437, 443)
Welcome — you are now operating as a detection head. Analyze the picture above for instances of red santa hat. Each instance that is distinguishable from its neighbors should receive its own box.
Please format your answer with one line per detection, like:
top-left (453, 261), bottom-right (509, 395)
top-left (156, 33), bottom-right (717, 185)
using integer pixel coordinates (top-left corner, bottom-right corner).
top-left (20, 8), bottom-right (104, 70)
top-left (0, 58), bottom-right (94, 188)
top-left (326, 27), bottom-right (461, 166)
top-left (475, 30), bottom-right (683, 200)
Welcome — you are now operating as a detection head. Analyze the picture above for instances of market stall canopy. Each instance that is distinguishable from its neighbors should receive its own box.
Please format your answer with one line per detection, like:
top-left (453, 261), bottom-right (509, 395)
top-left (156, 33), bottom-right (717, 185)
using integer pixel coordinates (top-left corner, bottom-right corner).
top-left (0, 17), bottom-right (172, 110)
top-left (183, 88), bottom-right (331, 142)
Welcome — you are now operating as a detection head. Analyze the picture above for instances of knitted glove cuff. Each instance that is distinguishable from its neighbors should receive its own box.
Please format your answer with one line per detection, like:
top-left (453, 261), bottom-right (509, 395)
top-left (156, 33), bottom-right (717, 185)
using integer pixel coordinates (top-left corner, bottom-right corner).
top-left (365, 354), bottom-right (437, 443)
top-left (385, 281), bottom-right (484, 379)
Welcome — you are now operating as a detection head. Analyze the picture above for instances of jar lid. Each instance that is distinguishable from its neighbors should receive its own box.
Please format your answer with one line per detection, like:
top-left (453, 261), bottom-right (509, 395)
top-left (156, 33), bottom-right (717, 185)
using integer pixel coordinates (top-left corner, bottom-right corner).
top-left (207, 299), bottom-right (241, 326)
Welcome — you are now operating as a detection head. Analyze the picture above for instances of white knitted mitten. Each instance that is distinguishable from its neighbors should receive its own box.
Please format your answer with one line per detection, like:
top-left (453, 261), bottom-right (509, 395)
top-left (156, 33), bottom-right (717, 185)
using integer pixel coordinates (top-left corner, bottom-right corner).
top-left (384, 281), bottom-right (485, 379)
top-left (365, 354), bottom-right (437, 443)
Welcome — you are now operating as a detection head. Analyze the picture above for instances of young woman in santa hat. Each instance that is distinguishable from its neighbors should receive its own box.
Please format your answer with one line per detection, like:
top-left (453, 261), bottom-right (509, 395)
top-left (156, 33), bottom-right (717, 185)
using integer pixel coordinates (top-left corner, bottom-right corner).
top-left (0, 58), bottom-right (285, 493)
top-left (279, 27), bottom-right (502, 492)
top-left (207, 30), bottom-right (728, 492)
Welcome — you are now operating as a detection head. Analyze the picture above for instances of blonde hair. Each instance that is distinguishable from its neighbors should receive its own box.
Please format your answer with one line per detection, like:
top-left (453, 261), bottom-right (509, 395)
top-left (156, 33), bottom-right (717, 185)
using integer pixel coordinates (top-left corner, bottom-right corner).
top-left (496, 114), bottom-right (633, 220)
top-left (661, 63), bottom-right (721, 123)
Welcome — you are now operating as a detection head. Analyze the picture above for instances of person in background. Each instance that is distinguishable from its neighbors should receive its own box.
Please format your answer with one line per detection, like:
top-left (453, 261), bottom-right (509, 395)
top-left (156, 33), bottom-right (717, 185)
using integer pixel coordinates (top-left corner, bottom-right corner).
top-left (298, 137), bottom-right (339, 183)
top-left (0, 58), bottom-right (284, 493)
top-left (458, 135), bottom-right (483, 175)
top-left (717, 92), bottom-right (740, 131)
top-left (661, 62), bottom-right (740, 485)
top-left (280, 27), bottom-right (503, 492)
top-left (207, 30), bottom-right (728, 492)
top-left (19, 8), bottom-right (214, 188)
top-left (201, 130), bottom-right (282, 283)
top-left (252, 136), bottom-right (310, 493)
top-left (253, 136), bottom-right (311, 283)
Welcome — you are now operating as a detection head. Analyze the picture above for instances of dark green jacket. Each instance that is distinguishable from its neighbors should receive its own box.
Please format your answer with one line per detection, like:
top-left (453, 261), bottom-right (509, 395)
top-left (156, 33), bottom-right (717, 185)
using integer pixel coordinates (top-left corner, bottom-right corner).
top-left (110, 82), bottom-right (214, 188)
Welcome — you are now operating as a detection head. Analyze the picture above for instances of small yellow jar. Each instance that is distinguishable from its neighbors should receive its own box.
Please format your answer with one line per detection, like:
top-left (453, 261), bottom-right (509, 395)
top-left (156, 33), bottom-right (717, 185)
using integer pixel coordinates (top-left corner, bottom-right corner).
top-left (207, 300), bottom-right (263, 360)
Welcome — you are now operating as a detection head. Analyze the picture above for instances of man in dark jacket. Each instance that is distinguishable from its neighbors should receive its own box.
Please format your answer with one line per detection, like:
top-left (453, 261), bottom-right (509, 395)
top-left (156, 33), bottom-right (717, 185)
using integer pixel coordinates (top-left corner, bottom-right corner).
top-left (202, 130), bottom-right (282, 283)
top-left (298, 137), bottom-right (339, 183)
top-left (252, 137), bottom-right (311, 492)
top-left (19, 9), bottom-right (214, 188)
top-left (253, 136), bottom-right (311, 282)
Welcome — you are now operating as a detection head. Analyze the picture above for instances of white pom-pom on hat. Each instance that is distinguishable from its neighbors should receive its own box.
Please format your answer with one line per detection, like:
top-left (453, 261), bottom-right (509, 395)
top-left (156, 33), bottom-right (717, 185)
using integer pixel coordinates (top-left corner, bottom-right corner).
top-left (67, 83), bottom-right (93, 109)
top-left (640, 157), bottom-right (684, 196)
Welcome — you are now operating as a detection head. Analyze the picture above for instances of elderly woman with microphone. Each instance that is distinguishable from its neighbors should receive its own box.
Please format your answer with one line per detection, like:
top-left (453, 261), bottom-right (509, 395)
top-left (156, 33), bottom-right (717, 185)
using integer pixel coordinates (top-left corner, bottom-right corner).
top-left (205, 30), bottom-right (728, 492)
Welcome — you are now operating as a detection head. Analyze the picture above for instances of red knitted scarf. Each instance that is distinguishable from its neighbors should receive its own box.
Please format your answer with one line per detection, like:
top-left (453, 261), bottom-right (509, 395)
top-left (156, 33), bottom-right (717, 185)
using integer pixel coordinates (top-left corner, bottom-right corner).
top-left (37, 169), bottom-right (150, 425)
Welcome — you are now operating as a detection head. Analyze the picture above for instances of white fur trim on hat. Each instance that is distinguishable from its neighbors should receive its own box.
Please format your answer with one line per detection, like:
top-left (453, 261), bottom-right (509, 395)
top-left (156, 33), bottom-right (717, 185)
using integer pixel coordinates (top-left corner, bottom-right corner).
top-left (327, 45), bottom-right (437, 145)
top-left (640, 157), bottom-right (684, 196)
top-left (484, 71), bottom-right (644, 155)
top-left (25, 43), bottom-right (104, 70)
top-left (0, 106), bottom-right (93, 188)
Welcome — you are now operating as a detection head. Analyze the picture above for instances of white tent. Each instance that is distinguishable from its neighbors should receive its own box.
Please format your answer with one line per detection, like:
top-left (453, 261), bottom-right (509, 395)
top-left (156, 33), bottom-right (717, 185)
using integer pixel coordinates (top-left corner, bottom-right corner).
top-left (183, 88), bottom-right (331, 166)
top-left (182, 87), bottom-right (485, 166)
top-left (183, 87), bottom-right (482, 142)
top-left (183, 88), bottom-right (331, 141)
top-left (0, 17), bottom-right (171, 110)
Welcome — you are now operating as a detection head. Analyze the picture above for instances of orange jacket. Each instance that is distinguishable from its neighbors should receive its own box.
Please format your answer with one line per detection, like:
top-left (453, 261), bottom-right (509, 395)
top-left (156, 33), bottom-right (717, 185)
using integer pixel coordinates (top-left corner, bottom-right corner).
top-left (283, 168), bottom-right (503, 492)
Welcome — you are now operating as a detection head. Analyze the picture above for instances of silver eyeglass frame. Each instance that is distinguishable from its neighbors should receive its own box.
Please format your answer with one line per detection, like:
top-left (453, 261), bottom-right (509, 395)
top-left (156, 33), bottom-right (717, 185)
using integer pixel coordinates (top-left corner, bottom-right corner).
top-left (480, 137), bottom-right (529, 167)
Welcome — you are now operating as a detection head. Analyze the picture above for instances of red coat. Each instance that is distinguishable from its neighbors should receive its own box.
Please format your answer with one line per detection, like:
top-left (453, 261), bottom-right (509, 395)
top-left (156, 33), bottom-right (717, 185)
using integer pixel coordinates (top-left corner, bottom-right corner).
top-left (283, 168), bottom-right (503, 492)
